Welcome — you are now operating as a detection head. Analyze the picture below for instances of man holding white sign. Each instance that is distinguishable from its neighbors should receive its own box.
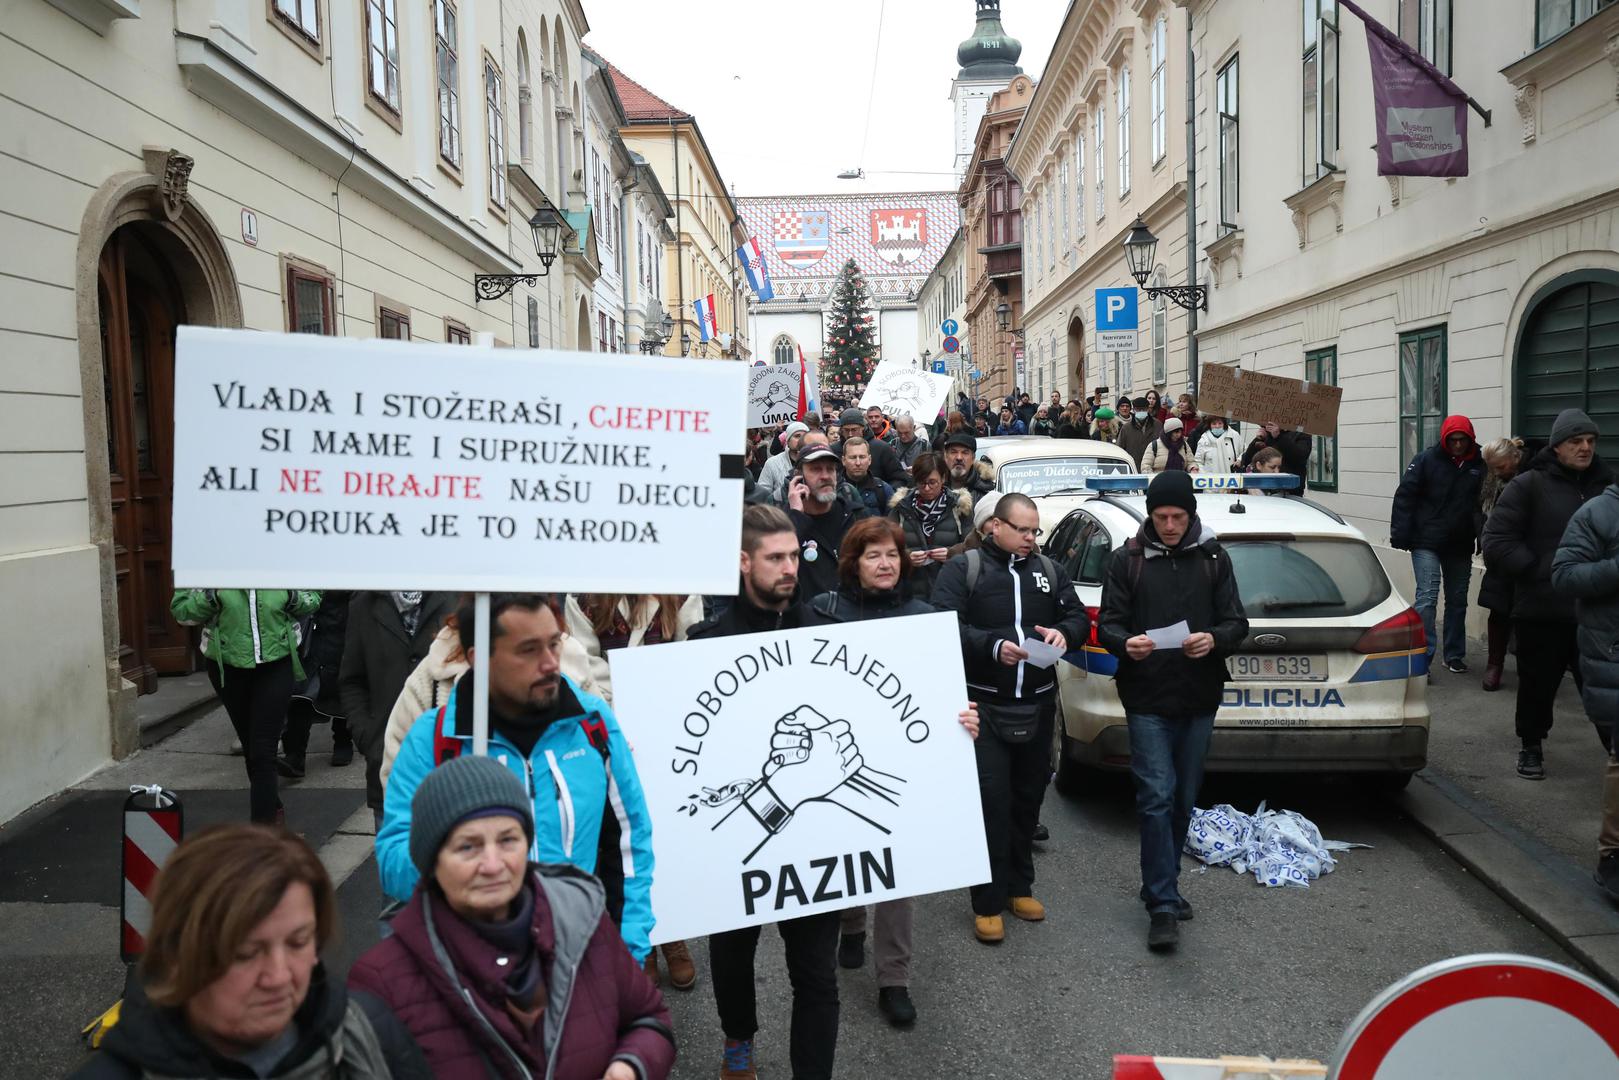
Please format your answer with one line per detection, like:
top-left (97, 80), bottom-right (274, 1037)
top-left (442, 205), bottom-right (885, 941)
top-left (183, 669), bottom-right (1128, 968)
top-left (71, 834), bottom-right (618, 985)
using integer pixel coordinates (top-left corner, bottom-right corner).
top-left (608, 506), bottom-right (987, 1080)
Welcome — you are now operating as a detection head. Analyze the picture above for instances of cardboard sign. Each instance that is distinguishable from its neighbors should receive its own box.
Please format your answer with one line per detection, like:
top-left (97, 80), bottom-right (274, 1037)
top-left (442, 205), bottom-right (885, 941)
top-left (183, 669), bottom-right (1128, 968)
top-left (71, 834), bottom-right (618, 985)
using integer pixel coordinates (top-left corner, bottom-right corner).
top-left (170, 327), bottom-right (746, 594)
top-left (859, 360), bottom-right (952, 421)
top-left (1198, 362), bottom-right (1343, 436)
top-left (748, 365), bottom-right (801, 427)
top-left (609, 613), bottom-right (988, 943)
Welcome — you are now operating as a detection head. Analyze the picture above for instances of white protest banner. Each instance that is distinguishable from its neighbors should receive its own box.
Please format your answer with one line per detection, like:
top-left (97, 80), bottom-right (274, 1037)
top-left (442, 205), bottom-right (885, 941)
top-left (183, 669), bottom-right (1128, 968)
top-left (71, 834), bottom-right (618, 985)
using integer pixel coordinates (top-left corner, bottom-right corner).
top-left (859, 360), bottom-right (953, 422)
top-left (170, 327), bottom-right (746, 594)
top-left (610, 612), bottom-right (988, 943)
top-left (747, 364), bottom-right (801, 427)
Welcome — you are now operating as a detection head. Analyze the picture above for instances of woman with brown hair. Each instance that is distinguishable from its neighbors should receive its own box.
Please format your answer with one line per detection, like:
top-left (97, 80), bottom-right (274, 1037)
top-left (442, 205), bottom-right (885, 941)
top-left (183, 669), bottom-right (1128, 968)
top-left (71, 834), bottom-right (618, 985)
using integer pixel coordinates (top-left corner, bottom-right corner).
top-left (71, 825), bottom-right (426, 1079)
top-left (563, 592), bottom-right (703, 992)
top-left (809, 517), bottom-right (980, 1030)
top-left (888, 453), bottom-right (975, 602)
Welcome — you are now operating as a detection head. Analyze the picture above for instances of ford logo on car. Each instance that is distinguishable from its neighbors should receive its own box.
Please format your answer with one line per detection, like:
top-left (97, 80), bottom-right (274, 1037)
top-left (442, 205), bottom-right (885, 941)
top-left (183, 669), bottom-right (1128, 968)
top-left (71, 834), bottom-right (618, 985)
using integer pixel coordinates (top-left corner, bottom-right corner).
top-left (1253, 634), bottom-right (1288, 647)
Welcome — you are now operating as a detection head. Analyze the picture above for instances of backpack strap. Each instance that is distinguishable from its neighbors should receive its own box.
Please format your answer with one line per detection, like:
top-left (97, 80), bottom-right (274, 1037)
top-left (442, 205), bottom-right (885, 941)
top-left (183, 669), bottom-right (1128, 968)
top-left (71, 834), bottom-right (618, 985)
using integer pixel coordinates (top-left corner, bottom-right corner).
top-left (579, 713), bottom-right (611, 762)
top-left (812, 593), bottom-right (842, 620)
top-left (430, 704), bottom-right (459, 767)
top-left (964, 547), bottom-right (981, 597)
top-left (1037, 553), bottom-right (1057, 583)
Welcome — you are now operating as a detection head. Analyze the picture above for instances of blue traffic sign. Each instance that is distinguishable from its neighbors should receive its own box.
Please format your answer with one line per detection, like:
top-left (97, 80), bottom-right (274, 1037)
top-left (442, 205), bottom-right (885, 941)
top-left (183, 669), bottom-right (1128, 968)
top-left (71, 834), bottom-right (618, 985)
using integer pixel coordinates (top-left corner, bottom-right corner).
top-left (1095, 287), bottom-right (1139, 332)
top-left (940, 318), bottom-right (959, 337)
top-left (941, 335), bottom-right (960, 354)
top-left (970, 368), bottom-right (982, 380)
top-left (931, 359), bottom-right (947, 374)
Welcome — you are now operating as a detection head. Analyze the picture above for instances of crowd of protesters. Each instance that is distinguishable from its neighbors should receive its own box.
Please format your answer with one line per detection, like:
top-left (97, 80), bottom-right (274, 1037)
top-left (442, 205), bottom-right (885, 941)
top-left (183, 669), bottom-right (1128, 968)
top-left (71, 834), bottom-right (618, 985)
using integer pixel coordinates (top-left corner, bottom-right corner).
top-left (95, 384), bottom-right (1619, 1080)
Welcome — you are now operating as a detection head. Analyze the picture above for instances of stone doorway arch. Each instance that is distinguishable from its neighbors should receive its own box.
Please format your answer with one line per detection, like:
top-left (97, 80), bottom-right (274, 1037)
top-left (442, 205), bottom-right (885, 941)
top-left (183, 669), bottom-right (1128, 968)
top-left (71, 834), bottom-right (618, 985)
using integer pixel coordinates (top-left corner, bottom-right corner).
top-left (1066, 312), bottom-right (1087, 388)
top-left (577, 297), bottom-right (593, 352)
top-left (76, 149), bottom-right (242, 754)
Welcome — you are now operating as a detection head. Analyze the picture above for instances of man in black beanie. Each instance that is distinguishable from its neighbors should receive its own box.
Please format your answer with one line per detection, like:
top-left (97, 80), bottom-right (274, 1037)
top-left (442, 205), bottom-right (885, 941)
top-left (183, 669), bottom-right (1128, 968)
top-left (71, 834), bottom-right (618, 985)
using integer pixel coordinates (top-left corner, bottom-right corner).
top-left (1097, 471), bottom-right (1249, 952)
top-left (1483, 407), bottom-right (1614, 780)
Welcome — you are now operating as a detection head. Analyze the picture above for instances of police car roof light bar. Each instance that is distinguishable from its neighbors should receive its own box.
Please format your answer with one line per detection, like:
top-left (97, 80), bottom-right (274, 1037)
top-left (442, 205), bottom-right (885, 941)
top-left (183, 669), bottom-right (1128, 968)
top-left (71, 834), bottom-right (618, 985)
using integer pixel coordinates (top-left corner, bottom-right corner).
top-left (1082, 473), bottom-right (1303, 493)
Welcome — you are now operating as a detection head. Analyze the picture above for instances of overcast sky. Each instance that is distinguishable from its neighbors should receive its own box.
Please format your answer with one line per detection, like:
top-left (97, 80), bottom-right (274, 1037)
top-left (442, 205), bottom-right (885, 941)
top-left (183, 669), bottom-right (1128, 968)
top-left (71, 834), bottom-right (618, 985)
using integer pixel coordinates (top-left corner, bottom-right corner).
top-left (582, 0), bottom-right (1068, 196)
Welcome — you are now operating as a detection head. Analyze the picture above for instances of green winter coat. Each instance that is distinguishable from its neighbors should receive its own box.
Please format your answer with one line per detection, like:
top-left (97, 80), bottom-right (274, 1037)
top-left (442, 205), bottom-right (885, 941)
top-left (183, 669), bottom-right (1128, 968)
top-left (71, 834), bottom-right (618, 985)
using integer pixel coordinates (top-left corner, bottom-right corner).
top-left (170, 588), bottom-right (321, 676)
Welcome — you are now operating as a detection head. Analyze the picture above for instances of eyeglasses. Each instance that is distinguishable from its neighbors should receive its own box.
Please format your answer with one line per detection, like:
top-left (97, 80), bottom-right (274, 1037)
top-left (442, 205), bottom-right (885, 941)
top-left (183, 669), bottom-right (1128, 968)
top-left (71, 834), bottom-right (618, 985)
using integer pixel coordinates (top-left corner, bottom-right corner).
top-left (995, 521), bottom-right (1043, 538)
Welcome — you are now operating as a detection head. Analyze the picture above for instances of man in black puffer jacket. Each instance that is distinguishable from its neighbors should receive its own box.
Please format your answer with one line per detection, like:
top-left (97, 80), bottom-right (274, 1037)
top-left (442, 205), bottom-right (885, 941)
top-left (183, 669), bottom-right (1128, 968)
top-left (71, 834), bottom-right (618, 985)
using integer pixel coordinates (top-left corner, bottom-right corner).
top-left (1098, 471), bottom-right (1249, 953)
top-left (932, 494), bottom-right (1088, 945)
top-left (1390, 415), bottom-right (1484, 675)
top-left (1483, 408), bottom-right (1613, 781)
top-left (1551, 481), bottom-right (1619, 901)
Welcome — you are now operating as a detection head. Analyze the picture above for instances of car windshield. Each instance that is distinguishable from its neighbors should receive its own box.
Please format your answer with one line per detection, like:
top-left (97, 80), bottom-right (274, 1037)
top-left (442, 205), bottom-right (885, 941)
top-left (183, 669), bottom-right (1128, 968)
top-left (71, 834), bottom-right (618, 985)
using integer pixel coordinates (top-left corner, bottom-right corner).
top-left (995, 457), bottom-right (1131, 496)
top-left (1223, 539), bottom-right (1392, 619)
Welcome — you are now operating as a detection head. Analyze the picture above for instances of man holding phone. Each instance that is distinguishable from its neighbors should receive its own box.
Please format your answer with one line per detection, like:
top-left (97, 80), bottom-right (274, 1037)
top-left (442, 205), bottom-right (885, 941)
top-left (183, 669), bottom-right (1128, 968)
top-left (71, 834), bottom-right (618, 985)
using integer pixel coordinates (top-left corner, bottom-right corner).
top-left (786, 442), bottom-right (869, 599)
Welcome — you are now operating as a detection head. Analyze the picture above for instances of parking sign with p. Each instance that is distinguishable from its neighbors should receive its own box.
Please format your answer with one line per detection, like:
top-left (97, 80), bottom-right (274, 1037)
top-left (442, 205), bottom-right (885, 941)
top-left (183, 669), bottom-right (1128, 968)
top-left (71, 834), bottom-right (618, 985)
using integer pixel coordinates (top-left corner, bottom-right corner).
top-left (1095, 287), bottom-right (1140, 353)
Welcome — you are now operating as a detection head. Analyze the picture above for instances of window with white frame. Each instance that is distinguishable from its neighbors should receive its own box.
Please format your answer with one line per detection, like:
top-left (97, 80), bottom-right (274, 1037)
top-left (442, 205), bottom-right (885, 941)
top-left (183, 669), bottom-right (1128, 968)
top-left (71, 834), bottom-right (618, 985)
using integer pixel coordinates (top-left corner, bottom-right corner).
top-left (1302, 0), bottom-right (1339, 189)
top-left (1075, 133), bottom-right (1087, 240)
top-left (1151, 269), bottom-right (1168, 386)
top-left (1058, 156), bottom-right (1070, 252)
top-left (1093, 101), bottom-right (1106, 221)
top-left (1399, 0), bottom-right (1452, 73)
top-left (1117, 68), bottom-right (1132, 196)
top-left (274, 0), bottom-right (320, 44)
top-left (365, 0), bottom-right (400, 114)
top-left (434, 0), bottom-right (461, 169)
top-left (1150, 17), bottom-right (1168, 164)
top-left (485, 59), bottom-right (506, 208)
top-left (1217, 56), bottom-right (1240, 231)
top-left (1045, 187), bottom-right (1056, 269)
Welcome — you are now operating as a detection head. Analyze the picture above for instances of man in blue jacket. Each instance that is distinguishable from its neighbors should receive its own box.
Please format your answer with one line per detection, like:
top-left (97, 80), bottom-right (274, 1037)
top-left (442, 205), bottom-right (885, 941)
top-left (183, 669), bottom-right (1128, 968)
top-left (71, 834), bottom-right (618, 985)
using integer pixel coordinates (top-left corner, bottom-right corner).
top-left (1390, 415), bottom-right (1484, 674)
top-left (376, 593), bottom-right (655, 963)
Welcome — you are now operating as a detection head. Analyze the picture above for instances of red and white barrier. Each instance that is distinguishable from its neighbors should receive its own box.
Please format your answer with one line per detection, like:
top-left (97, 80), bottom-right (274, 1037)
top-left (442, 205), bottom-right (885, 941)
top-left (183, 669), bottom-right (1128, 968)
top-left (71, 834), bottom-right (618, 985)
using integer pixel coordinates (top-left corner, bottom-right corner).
top-left (1114, 1056), bottom-right (1325, 1079)
top-left (121, 785), bottom-right (182, 962)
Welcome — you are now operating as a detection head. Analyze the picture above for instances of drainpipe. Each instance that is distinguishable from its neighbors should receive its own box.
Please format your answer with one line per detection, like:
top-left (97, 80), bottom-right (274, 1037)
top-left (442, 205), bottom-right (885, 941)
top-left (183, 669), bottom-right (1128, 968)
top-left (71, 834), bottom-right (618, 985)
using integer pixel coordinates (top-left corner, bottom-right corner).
top-left (1184, 6), bottom-right (1200, 397)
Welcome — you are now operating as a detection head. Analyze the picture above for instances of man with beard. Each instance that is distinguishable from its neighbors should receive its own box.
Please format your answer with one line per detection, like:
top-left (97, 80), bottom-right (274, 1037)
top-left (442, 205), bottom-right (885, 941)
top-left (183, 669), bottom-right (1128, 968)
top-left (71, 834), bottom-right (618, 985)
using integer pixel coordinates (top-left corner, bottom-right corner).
top-left (375, 594), bottom-right (656, 964)
top-left (689, 505), bottom-right (841, 1080)
top-left (940, 430), bottom-right (997, 507)
top-left (787, 443), bottom-right (869, 599)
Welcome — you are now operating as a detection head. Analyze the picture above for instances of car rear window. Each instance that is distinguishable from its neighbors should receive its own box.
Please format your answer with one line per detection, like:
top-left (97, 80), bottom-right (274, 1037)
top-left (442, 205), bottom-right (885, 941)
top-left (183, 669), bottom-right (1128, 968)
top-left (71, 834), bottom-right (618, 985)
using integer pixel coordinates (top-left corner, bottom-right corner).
top-left (1223, 539), bottom-right (1392, 618)
top-left (995, 457), bottom-right (1131, 497)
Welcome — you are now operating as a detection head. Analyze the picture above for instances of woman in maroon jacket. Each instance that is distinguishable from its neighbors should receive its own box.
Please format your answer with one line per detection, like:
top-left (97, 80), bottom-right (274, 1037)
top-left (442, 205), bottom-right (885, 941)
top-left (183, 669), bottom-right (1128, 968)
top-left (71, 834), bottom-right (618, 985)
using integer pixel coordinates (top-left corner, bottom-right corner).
top-left (349, 754), bottom-right (674, 1080)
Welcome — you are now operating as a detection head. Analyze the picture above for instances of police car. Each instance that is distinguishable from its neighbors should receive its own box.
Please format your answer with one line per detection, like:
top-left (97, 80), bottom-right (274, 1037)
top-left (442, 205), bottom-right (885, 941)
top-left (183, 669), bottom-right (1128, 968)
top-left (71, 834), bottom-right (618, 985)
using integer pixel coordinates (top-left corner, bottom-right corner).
top-left (1047, 474), bottom-right (1429, 789)
top-left (976, 438), bottom-right (1136, 534)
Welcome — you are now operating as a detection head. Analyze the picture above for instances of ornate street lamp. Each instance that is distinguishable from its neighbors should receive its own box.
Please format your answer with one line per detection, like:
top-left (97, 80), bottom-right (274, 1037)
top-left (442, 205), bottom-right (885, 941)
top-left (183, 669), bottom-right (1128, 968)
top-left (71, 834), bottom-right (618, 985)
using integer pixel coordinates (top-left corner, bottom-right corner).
top-left (474, 203), bottom-right (569, 301)
top-left (995, 301), bottom-right (1025, 339)
top-left (638, 312), bottom-right (674, 355)
top-left (1121, 215), bottom-right (1208, 312)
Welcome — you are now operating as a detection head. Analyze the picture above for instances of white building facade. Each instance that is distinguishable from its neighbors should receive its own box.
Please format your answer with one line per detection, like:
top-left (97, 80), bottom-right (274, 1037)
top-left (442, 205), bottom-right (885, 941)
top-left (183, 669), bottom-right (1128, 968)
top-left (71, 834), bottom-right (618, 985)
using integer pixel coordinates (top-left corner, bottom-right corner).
top-left (0, 0), bottom-right (607, 822)
top-left (916, 228), bottom-right (971, 395)
top-left (1010, 0), bottom-right (1194, 405)
top-left (1182, 0), bottom-right (1619, 565)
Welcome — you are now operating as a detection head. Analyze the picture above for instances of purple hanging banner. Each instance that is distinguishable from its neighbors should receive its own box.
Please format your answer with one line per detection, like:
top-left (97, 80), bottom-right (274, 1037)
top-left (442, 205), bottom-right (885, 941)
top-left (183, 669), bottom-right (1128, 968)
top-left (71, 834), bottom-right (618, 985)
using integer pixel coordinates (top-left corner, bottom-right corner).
top-left (1339, 0), bottom-right (1470, 177)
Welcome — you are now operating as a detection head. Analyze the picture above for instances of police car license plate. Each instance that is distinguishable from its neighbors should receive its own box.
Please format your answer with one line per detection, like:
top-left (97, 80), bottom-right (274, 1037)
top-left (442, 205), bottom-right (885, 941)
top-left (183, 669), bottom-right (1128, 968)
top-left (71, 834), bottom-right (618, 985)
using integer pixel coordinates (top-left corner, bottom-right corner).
top-left (1228, 654), bottom-right (1327, 681)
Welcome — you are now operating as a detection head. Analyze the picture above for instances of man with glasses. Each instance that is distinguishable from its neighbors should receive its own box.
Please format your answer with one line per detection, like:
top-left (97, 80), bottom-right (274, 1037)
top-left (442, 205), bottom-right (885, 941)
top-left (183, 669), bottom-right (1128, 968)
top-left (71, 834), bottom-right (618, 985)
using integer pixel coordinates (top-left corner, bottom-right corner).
top-left (932, 493), bottom-right (1088, 945)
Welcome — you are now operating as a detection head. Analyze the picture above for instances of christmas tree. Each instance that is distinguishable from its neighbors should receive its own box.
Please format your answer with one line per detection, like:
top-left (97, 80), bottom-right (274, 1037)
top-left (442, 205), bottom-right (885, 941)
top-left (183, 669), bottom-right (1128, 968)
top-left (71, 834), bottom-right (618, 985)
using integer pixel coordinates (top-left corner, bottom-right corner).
top-left (820, 259), bottom-right (878, 393)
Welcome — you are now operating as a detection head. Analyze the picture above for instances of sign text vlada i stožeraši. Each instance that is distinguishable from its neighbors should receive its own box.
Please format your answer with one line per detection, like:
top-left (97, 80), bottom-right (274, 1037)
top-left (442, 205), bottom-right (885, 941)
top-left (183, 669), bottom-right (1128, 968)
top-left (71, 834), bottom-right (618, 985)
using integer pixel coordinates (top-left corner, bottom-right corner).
top-left (169, 327), bottom-right (747, 594)
top-left (609, 613), bottom-right (988, 943)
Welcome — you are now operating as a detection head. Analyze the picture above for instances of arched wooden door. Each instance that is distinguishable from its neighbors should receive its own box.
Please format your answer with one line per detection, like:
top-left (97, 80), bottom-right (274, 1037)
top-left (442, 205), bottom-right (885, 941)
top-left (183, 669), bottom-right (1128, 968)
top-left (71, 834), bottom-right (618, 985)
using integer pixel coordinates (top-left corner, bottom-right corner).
top-left (98, 224), bottom-right (191, 692)
top-left (1515, 271), bottom-right (1619, 458)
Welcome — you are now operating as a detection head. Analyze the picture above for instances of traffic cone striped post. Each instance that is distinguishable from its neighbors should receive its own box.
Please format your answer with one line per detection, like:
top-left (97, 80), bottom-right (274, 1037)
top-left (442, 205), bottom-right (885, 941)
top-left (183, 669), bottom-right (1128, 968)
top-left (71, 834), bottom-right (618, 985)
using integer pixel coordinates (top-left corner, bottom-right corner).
top-left (120, 784), bottom-right (182, 963)
top-left (1113, 1056), bottom-right (1325, 1079)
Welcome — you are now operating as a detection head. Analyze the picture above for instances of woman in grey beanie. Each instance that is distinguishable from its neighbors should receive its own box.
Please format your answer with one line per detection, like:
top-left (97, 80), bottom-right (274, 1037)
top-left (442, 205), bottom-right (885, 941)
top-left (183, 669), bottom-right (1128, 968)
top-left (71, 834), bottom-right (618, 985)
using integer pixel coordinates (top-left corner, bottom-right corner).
top-left (350, 754), bottom-right (676, 1079)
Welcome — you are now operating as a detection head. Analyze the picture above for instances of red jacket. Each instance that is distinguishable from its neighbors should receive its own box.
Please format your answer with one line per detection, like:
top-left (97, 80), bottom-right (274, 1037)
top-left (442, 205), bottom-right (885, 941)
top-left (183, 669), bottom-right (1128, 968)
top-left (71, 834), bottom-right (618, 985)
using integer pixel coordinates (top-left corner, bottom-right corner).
top-left (348, 864), bottom-right (674, 1080)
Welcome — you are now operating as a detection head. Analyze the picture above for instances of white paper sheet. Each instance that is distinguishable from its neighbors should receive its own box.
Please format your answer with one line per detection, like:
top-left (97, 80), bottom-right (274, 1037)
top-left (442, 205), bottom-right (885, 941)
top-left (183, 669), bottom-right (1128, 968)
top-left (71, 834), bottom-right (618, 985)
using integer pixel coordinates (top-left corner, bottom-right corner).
top-left (1145, 620), bottom-right (1191, 650)
top-left (1020, 637), bottom-right (1066, 669)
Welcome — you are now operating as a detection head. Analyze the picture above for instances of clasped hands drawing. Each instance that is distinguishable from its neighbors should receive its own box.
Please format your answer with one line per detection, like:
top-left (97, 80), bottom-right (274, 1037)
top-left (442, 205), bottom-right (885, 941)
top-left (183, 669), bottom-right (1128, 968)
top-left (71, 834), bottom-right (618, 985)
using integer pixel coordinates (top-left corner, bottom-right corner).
top-left (681, 705), bottom-right (907, 865)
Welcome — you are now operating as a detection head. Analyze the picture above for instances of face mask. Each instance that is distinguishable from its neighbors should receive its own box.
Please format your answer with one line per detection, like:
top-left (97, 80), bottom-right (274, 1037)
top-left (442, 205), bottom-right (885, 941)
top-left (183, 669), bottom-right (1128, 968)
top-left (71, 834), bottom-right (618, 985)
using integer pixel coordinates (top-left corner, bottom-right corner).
top-left (1210, 425), bottom-right (1225, 435)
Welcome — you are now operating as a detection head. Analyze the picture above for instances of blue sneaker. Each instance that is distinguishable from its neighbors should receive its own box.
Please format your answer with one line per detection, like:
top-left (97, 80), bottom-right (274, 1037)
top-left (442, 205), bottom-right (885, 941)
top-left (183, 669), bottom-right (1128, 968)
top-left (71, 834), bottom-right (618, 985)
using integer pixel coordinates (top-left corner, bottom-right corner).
top-left (722, 1038), bottom-right (756, 1079)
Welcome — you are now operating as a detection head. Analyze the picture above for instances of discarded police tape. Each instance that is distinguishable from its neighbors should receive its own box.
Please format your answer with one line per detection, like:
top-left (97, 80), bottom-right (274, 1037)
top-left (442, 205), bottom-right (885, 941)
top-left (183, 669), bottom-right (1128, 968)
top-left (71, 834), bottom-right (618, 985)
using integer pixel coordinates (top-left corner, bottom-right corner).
top-left (1185, 803), bottom-right (1369, 888)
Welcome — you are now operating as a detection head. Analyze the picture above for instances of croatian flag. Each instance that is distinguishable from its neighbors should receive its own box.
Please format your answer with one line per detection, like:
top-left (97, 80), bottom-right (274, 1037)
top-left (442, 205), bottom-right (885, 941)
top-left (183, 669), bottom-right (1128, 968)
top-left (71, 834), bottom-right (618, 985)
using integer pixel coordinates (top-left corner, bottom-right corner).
top-left (738, 237), bottom-right (775, 302)
top-left (692, 294), bottom-right (718, 343)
